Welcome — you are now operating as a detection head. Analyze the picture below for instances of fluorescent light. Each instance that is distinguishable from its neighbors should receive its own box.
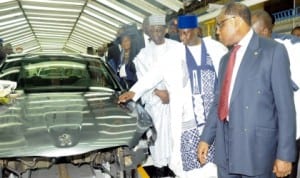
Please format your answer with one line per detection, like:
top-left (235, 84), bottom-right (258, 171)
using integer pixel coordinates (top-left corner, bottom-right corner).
top-left (0, 0), bottom-right (14, 3)
top-left (26, 12), bottom-right (79, 18)
top-left (30, 21), bottom-right (74, 26)
top-left (96, 0), bottom-right (143, 22)
top-left (155, 0), bottom-right (182, 12)
top-left (32, 28), bottom-right (70, 33)
top-left (0, 6), bottom-right (19, 12)
top-left (0, 18), bottom-right (26, 26)
top-left (27, 16), bottom-right (77, 22)
top-left (124, 0), bottom-right (165, 15)
top-left (36, 34), bottom-right (68, 38)
top-left (25, 46), bottom-right (42, 53)
top-left (71, 30), bottom-right (107, 44)
top-left (0, 12), bottom-right (23, 20)
top-left (83, 9), bottom-right (120, 28)
top-left (1, 29), bottom-right (32, 40)
top-left (12, 36), bottom-right (37, 45)
top-left (64, 45), bottom-right (81, 53)
top-left (0, 24), bottom-right (28, 36)
top-left (3, 32), bottom-right (33, 41)
top-left (22, 5), bottom-right (81, 12)
top-left (21, 0), bottom-right (85, 6)
top-left (77, 21), bottom-right (115, 39)
top-left (65, 44), bottom-right (84, 52)
top-left (80, 15), bottom-right (117, 34)
top-left (87, 3), bottom-right (131, 24)
top-left (30, 24), bottom-right (72, 30)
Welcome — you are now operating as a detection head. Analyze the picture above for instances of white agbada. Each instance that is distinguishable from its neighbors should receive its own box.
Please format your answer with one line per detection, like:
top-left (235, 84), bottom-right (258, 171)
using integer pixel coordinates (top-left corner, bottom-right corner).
top-left (133, 39), bottom-right (173, 167)
top-left (131, 39), bottom-right (186, 171)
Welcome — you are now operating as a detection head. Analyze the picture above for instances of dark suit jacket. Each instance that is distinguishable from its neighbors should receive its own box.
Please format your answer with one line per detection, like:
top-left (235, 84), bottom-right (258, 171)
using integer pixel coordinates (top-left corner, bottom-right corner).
top-left (201, 32), bottom-right (296, 176)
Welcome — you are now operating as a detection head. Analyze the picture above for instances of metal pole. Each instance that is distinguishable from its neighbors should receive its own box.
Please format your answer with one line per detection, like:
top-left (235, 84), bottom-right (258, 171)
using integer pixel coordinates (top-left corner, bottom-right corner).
top-left (293, 0), bottom-right (296, 28)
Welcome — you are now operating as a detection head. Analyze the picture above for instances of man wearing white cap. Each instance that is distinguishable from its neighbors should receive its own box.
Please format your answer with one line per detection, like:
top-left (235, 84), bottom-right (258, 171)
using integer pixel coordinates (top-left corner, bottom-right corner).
top-left (133, 14), bottom-right (184, 173)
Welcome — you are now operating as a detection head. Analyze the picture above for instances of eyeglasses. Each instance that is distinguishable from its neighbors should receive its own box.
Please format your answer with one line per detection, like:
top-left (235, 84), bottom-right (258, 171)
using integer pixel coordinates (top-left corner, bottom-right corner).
top-left (216, 16), bottom-right (236, 30)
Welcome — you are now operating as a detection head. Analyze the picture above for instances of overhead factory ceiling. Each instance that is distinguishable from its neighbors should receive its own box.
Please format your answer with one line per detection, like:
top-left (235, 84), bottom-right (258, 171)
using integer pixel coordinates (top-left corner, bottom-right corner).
top-left (0, 0), bottom-right (269, 54)
top-left (0, 0), bottom-right (182, 53)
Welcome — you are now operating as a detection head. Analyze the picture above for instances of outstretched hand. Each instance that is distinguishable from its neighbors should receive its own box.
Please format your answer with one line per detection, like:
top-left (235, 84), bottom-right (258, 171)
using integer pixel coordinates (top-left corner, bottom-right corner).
top-left (118, 91), bottom-right (135, 104)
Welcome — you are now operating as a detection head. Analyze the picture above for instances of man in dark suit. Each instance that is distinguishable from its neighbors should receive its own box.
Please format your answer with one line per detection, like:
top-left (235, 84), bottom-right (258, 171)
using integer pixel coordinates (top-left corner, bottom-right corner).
top-left (197, 2), bottom-right (296, 178)
top-left (251, 9), bottom-right (300, 178)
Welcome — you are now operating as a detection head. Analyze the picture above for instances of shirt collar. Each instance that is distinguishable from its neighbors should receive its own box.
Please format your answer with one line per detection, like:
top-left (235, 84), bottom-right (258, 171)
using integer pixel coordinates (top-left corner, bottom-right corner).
top-left (237, 29), bottom-right (253, 48)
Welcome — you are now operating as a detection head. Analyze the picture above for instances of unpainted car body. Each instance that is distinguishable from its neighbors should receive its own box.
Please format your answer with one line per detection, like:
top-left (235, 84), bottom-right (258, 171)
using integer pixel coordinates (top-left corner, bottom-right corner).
top-left (0, 53), bottom-right (155, 178)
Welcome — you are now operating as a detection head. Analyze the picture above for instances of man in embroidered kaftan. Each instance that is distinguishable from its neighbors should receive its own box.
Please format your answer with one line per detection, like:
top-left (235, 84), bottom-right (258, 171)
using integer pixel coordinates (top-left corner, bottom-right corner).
top-left (168, 15), bottom-right (227, 178)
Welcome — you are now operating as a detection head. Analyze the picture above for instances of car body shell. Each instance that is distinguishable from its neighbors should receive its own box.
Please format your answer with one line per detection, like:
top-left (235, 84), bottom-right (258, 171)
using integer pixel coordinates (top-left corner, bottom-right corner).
top-left (0, 53), bottom-right (155, 177)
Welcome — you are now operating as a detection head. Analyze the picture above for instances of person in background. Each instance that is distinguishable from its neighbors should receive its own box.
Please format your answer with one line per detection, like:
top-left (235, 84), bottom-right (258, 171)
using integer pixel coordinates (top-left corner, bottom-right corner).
top-left (165, 15), bottom-right (180, 42)
top-left (15, 46), bottom-right (23, 54)
top-left (113, 31), bottom-right (137, 88)
top-left (107, 24), bottom-right (143, 85)
top-left (3, 43), bottom-right (14, 55)
top-left (97, 45), bottom-right (107, 62)
top-left (107, 29), bottom-right (122, 70)
top-left (291, 26), bottom-right (300, 37)
top-left (141, 16), bottom-right (151, 48)
top-left (251, 10), bottom-right (300, 178)
top-left (198, 2), bottom-right (296, 178)
top-left (0, 39), bottom-right (6, 64)
top-left (86, 46), bottom-right (94, 55)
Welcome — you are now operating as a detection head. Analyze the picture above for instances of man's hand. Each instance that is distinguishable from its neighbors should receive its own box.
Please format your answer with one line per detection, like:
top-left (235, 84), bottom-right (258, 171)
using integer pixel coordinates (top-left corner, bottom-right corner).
top-left (272, 159), bottom-right (292, 177)
top-left (118, 91), bottom-right (135, 104)
top-left (197, 141), bottom-right (209, 165)
top-left (154, 89), bottom-right (169, 104)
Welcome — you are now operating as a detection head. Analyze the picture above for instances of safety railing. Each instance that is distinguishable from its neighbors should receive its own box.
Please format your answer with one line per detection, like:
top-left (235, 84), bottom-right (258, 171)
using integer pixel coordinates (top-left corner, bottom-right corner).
top-left (273, 7), bottom-right (300, 22)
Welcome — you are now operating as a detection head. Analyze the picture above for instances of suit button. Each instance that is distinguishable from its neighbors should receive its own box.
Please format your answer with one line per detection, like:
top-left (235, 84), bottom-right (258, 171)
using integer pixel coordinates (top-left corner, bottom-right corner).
top-left (257, 90), bottom-right (261, 94)
top-left (245, 106), bottom-right (249, 109)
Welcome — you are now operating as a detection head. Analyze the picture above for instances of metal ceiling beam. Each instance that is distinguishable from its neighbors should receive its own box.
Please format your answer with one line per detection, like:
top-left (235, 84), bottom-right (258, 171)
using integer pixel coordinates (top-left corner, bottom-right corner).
top-left (95, 0), bottom-right (145, 23)
top-left (154, 0), bottom-right (182, 12)
top-left (124, 0), bottom-right (165, 15)
top-left (16, 0), bottom-right (41, 51)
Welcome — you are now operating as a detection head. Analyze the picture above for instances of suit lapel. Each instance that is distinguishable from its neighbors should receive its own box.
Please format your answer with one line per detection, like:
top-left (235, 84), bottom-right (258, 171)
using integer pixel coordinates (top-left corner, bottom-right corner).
top-left (230, 33), bottom-right (262, 104)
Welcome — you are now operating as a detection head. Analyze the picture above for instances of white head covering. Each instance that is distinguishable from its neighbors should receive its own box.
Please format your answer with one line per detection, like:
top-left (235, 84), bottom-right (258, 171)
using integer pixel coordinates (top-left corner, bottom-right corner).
top-left (149, 14), bottom-right (166, 26)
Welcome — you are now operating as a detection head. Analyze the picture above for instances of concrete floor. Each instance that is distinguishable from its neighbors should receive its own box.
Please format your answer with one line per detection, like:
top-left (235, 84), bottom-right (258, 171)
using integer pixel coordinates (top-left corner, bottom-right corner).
top-left (5, 156), bottom-right (300, 178)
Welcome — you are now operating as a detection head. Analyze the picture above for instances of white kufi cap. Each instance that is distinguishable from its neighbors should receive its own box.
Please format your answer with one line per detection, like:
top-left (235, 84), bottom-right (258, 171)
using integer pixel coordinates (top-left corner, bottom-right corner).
top-left (149, 14), bottom-right (166, 26)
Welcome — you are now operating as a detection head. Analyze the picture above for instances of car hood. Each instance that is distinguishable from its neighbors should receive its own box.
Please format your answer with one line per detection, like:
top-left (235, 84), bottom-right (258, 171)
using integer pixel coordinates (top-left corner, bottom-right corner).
top-left (0, 90), bottom-right (152, 158)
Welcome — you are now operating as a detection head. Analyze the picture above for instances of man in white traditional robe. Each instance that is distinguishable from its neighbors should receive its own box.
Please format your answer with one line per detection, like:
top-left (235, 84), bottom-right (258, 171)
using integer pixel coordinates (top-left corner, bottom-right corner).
top-left (133, 14), bottom-right (179, 169)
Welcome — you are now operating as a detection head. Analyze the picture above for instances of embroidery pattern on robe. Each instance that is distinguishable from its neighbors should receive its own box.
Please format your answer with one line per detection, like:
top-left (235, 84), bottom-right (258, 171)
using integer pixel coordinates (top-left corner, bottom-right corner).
top-left (181, 40), bottom-right (216, 171)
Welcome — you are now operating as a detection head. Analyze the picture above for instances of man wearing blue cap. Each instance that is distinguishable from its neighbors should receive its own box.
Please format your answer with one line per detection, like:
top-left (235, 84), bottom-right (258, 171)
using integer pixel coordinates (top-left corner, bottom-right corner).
top-left (166, 15), bottom-right (227, 177)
